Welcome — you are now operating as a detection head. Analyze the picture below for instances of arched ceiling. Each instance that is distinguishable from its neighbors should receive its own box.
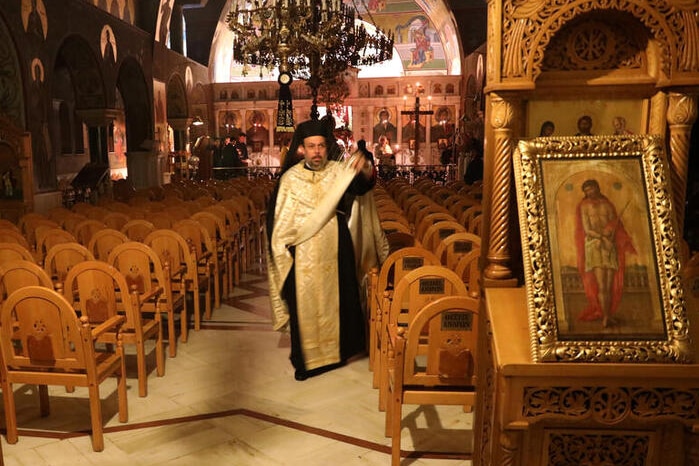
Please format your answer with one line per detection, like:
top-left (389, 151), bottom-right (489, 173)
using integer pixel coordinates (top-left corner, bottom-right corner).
top-left (180, 0), bottom-right (486, 82)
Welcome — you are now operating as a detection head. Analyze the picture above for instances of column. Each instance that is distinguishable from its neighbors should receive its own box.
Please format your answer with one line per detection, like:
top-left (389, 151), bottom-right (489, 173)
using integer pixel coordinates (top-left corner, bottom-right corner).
top-left (666, 92), bottom-right (698, 239)
top-left (484, 93), bottom-right (516, 281)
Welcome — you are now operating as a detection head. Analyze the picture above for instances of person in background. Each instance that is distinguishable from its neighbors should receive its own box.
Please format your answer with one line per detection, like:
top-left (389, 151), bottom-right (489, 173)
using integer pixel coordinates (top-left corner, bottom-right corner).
top-left (267, 119), bottom-right (375, 381)
top-left (539, 120), bottom-right (555, 137)
top-left (464, 139), bottom-right (484, 185)
top-left (235, 132), bottom-right (249, 161)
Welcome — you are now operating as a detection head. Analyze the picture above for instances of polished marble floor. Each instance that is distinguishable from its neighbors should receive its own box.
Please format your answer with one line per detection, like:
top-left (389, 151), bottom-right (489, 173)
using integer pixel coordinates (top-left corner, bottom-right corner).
top-left (1, 264), bottom-right (474, 465)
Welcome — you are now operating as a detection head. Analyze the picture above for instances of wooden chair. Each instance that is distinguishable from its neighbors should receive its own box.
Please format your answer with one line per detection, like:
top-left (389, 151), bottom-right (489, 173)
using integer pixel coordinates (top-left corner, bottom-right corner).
top-left (421, 220), bottom-right (467, 254)
top-left (63, 260), bottom-right (165, 398)
top-left (415, 212), bottom-right (456, 242)
top-left (433, 231), bottom-right (482, 270)
top-left (191, 211), bottom-right (234, 301)
top-left (149, 212), bottom-right (174, 230)
top-left (102, 212), bottom-right (131, 231)
top-left (219, 199), bottom-right (254, 271)
top-left (108, 241), bottom-right (187, 357)
top-left (384, 296), bottom-right (479, 465)
top-left (0, 259), bottom-right (54, 302)
top-left (454, 248), bottom-right (482, 298)
top-left (145, 229), bottom-right (211, 334)
top-left (72, 219), bottom-right (108, 247)
top-left (61, 213), bottom-right (88, 236)
top-left (369, 247), bottom-right (441, 386)
top-left (385, 231), bottom-right (421, 254)
top-left (34, 227), bottom-right (78, 264)
top-left (43, 242), bottom-right (95, 285)
top-left (0, 286), bottom-right (128, 452)
top-left (381, 220), bottom-right (412, 236)
top-left (378, 265), bottom-right (469, 411)
top-left (0, 219), bottom-right (19, 231)
top-left (172, 218), bottom-right (216, 315)
top-left (0, 227), bottom-right (31, 251)
top-left (17, 213), bottom-right (56, 251)
top-left (205, 204), bottom-right (243, 282)
top-left (121, 219), bottom-right (156, 242)
top-left (88, 228), bottom-right (129, 261)
top-left (0, 241), bottom-right (35, 263)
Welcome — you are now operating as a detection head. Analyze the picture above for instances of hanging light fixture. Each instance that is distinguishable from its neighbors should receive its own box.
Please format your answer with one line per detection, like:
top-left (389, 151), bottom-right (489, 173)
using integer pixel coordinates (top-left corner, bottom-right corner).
top-left (226, 0), bottom-right (394, 124)
top-left (191, 116), bottom-right (204, 126)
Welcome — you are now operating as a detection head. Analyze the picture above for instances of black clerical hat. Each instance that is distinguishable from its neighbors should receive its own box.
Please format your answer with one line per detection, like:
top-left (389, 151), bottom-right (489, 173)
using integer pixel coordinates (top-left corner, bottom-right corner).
top-left (295, 119), bottom-right (326, 140)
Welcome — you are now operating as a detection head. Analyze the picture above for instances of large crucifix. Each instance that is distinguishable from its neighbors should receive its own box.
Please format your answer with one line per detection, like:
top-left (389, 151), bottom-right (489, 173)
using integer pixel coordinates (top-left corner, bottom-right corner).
top-left (401, 95), bottom-right (433, 168)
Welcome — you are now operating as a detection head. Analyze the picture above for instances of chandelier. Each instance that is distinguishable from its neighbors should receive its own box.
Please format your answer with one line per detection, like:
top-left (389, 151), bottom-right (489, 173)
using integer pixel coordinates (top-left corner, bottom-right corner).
top-left (226, 0), bottom-right (394, 121)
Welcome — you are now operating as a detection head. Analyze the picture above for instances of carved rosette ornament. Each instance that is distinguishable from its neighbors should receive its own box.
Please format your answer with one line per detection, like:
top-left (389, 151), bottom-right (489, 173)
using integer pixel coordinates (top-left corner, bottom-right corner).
top-left (500, 0), bottom-right (699, 82)
top-left (485, 94), bottom-right (516, 280)
top-left (666, 93), bottom-right (698, 233)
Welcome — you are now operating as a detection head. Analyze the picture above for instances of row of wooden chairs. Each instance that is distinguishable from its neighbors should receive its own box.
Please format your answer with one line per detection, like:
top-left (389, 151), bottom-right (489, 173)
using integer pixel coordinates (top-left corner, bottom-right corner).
top-left (0, 178), bottom-right (275, 452)
top-left (367, 178), bottom-right (484, 464)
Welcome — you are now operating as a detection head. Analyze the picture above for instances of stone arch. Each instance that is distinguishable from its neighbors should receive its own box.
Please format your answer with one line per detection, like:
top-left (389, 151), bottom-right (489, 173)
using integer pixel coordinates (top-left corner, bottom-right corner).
top-left (116, 57), bottom-right (151, 152)
top-left (503, 0), bottom-right (681, 82)
top-left (55, 34), bottom-right (106, 110)
top-left (166, 73), bottom-right (187, 119)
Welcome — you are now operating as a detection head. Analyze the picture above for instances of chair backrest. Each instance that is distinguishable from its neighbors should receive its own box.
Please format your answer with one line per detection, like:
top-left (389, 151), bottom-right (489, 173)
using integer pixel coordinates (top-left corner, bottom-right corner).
top-left (62, 260), bottom-right (141, 333)
top-left (453, 248), bottom-right (482, 297)
top-left (172, 218), bottom-right (213, 259)
top-left (0, 219), bottom-right (19, 231)
top-left (72, 219), bottom-right (107, 246)
top-left (102, 212), bottom-right (131, 231)
top-left (388, 265), bottom-right (469, 329)
top-left (108, 241), bottom-right (172, 302)
top-left (191, 211), bottom-right (227, 244)
top-left (400, 295), bottom-right (479, 386)
top-left (88, 228), bottom-right (129, 261)
top-left (0, 228), bottom-right (30, 250)
top-left (422, 220), bottom-right (467, 253)
top-left (149, 212), bottom-right (175, 229)
top-left (434, 231), bottom-right (482, 270)
top-left (0, 259), bottom-right (54, 302)
top-left (377, 246), bottom-right (441, 297)
top-left (44, 242), bottom-right (95, 284)
top-left (143, 229), bottom-right (195, 275)
top-left (35, 227), bottom-right (77, 261)
top-left (415, 212), bottom-right (457, 241)
top-left (18, 215), bottom-right (58, 251)
top-left (385, 232), bottom-right (420, 254)
top-left (0, 241), bottom-right (35, 263)
top-left (0, 286), bottom-right (92, 370)
top-left (380, 220), bottom-right (411, 236)
top-left (121, 219), bottom-right (156, 242)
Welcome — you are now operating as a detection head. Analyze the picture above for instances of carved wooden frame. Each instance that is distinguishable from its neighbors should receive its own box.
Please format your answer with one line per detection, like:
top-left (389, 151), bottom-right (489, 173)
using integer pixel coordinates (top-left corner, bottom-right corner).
top-left (514, 135), bottom-right (691, 363)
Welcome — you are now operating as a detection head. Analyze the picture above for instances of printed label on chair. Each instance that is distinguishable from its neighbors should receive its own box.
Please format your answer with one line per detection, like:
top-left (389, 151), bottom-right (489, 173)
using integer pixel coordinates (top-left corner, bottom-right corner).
top-left (403, 257), bottom-right (424, 270)
top-left (419, 277), bottom-right (445, 294)
top-left (441, 311), bottom-right (473, 331)
top-left (454, 241), bottom-right (472, 253)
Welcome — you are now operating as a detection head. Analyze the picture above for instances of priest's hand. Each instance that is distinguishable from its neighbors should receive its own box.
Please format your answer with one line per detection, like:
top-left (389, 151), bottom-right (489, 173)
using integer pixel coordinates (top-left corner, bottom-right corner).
top-left (349, 154), bottom-right (373, 179)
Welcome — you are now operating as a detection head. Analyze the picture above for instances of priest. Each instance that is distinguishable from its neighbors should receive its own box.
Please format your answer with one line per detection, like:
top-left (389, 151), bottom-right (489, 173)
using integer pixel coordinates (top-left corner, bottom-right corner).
top-left (267, 119), bottom-right (375, 380)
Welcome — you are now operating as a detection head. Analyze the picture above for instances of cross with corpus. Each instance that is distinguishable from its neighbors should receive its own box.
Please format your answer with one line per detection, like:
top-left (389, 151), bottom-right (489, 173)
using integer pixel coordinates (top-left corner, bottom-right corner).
top-left (401, 95), bottom-right (433, 168)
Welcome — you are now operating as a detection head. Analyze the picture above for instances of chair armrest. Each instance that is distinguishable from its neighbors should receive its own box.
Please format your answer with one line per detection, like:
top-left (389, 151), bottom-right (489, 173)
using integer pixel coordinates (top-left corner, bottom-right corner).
top-left (91, 315), bottom-right (126, 339)
top-left (140, 286), bottom-right (164, 304)
top-left (169, 264), bottom-right (187, 280)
